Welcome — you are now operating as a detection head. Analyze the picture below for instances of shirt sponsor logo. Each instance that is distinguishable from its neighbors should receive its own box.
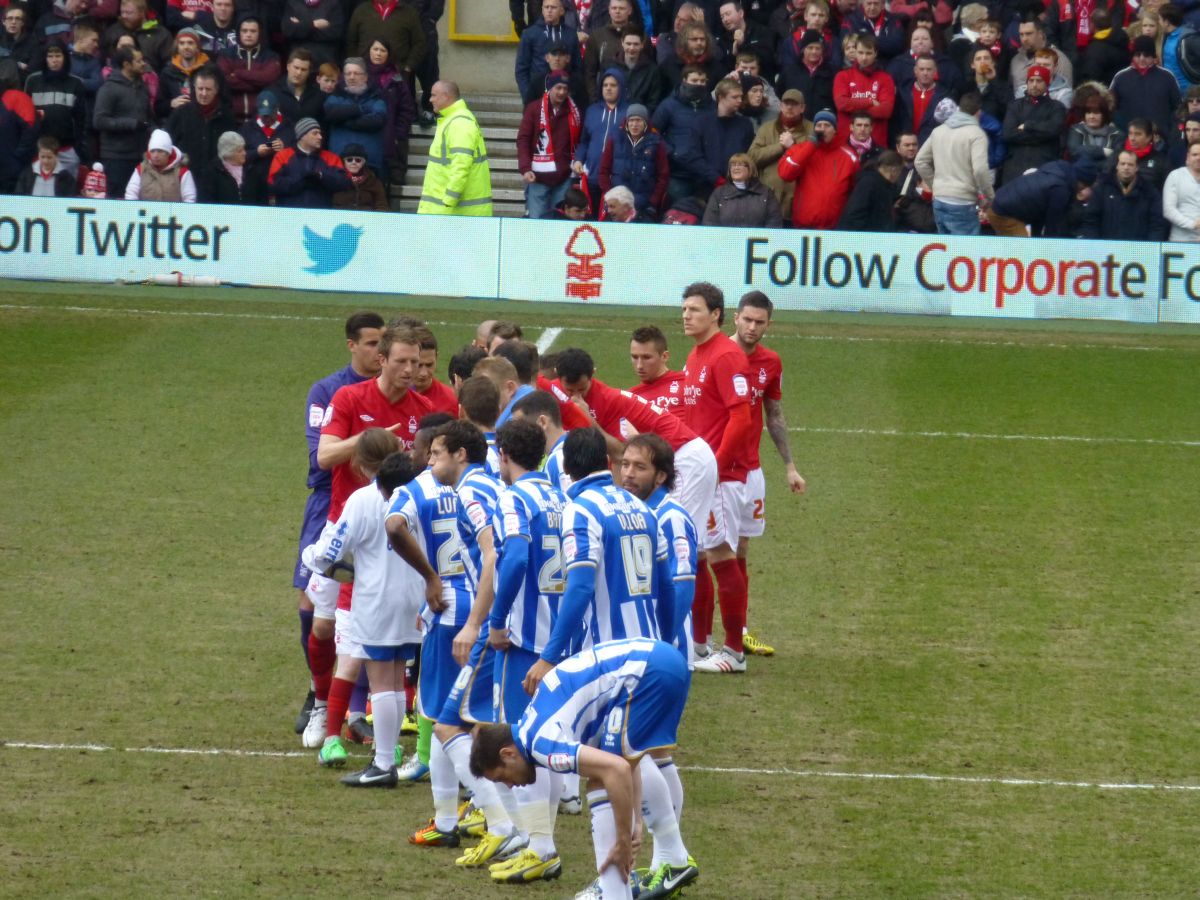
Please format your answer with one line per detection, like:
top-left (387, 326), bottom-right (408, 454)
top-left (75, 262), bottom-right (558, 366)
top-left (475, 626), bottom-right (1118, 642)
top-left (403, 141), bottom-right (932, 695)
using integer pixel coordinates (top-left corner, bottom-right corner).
top-left (732, 374), bottom-right (749, 397)
top-left (562, 533), bottom-right (577, 561)
top-left (548, 752), bottom-right (575, 772)
top-left (359, 414), bottom-right (375, 422)
top-left (309, 404), bottom-right (324, 427)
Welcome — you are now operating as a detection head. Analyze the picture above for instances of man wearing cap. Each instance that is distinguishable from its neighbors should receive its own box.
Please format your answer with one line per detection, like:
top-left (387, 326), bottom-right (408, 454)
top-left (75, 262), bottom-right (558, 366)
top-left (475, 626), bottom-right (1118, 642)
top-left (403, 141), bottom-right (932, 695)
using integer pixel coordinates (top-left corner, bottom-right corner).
top-left (777, 107), bottom-right (859, 227)
top-left (1000, 63), bottom-right (1066, 184)
top-left (219, 14), bottom-right (282, 124)
top-left (268, 117), bottom-right (354, 207)
top-left (777, 29), bottom-right (835, 118)
top-left (914, 91), bottom-right (993, 235)
top-left (748, 87), bottom-right (812, 219)
top-left (418, 80), bottom-right (493, 215)
top-left (157, 27), bottom-right (210, 119)
top-left (239, 88), bottom-right (288, 182)
top-left (167, 66), bottom-right (237, 198)
top-left (1111, 36), bottom-right (1182, 138)
top-left (988, 154), bottom-right (1095, 237)
top-left (515, 0), bottom-right (580, 105)
top-left (517, 69), bottom-right (581, 218)
top-left (125, 127), bottom-right (198, 201)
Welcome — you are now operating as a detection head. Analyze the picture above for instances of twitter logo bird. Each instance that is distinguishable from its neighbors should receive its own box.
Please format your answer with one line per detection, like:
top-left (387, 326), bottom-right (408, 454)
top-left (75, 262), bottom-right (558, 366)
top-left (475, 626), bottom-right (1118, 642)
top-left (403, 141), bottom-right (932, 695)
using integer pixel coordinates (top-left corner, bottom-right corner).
top-left (302, 224), bottom-right (363, 275)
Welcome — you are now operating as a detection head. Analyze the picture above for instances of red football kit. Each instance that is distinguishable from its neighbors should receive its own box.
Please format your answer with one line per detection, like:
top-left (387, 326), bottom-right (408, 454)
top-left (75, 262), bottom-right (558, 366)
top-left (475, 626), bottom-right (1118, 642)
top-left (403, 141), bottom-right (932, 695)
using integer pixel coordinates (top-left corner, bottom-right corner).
top-left (419, 378), bottom-right (460, 417)
top-left (743, 344), bottom-right (783, 471)
top-left (322, 378), bottom-right (432, 522)
top-left (684, 332), bottom-right (753, 482)
top-left (570, 377), bottom-right (698, 450)
top-left (629, 370), bottom-right (688, 421)
top-left (538, 374), bottom-right (592, 430)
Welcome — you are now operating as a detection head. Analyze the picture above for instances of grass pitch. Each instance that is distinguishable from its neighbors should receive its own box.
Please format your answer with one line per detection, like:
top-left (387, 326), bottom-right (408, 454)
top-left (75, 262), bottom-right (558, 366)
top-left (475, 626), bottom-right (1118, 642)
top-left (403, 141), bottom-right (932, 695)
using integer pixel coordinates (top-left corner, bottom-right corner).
top-left (2, 281), bottom-right (1200, 898)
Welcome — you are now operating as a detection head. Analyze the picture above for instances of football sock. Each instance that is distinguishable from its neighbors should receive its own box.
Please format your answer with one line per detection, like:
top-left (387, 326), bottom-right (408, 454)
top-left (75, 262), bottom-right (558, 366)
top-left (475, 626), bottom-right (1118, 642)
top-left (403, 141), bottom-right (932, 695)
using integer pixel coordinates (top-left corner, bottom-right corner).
top-left (495, 782), bottom-right (520, 828)
top-left (349, 666), bottom-right (369, 715)
top-left (307, 632), bottom-right (336, 701)
top-left (429, 738), bottom-right (459, 833)
top-left (738, 555), bottom-right (749, 611)
top-left (547, 769), bottom-right (564, 832)
top-left (588, 789), bottom-right (632, 899)
top-left (656, 756), bottom-right (684, 822)
top-left (692, 557), bottom-right (714, 644)
top-left (325, 675), bottom-right (354, 739)
top-left (640, 756), bottom-right (688, 867)
top-left (443, 732), bottom-right (515, 836)
top-left (371, 690), bottom-right (400, 771)
top-left (298, 608), bottom-right (314, 667)
top-left (712, 557), bottom-right (748, 654)
top-left (562, 771), bottom-right (580, 800)
top-left (417, 714), bottom-right (433, 766)
top-left (514, 769), bottom-right (556, 858)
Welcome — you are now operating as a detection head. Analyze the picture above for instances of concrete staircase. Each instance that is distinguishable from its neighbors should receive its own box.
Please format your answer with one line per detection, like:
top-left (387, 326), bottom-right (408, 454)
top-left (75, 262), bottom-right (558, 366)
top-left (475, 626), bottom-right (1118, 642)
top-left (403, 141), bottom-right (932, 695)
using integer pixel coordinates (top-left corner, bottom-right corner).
top-left (393, 92), bottom-right (527, 218)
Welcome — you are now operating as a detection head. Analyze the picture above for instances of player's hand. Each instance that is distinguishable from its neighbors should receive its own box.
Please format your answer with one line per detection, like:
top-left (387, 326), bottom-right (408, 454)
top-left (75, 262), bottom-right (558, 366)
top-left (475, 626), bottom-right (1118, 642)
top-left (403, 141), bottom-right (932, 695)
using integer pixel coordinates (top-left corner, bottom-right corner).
top-left (523, 658), bottom-right (554, 696)
top-left (787, 467), bottom-right (806, 494)
top-left (424, 575), bottom-right (446, 613)
top-left (599, 835), bottom-right (636, 880)
top-left (452, 622), bottom-right (479, 665)
top-left (631, 816), bottom-right (644, 857)
top-left (489, 626), bottom-right (511, 651)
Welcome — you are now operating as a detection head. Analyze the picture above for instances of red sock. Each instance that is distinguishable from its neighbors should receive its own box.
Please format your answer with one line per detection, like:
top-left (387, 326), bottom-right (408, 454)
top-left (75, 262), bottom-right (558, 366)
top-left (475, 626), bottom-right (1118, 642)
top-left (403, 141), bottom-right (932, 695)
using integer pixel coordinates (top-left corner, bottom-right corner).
top-left (307, 632), bottom-right (336, 701)
top-left (712, 557), bottom-right (748, 654)
top-left (692, 557), bottom-right (714, 644)
top-left (326, 675), bottom-right (354, 739)
top-left (402, 664), bottom-right (416, 714)
top-left (738, 556), bottom-right (750, 620)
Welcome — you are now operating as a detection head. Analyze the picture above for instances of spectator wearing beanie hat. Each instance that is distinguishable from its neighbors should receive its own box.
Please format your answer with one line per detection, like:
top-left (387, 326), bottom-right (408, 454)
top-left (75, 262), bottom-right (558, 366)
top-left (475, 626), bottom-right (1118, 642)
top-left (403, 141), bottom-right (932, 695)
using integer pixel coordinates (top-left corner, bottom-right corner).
top-left (598, 102), bottom-right (670, 216)
top-left (268, 116), bottom-right (353, 207)
top-left (125, 127), bottom-right (198, 202)
top-left (517, 68), bottom-right (582, 218)
top-left (332, 140), bottom-right (389, 211)
top-left (209, 130), bottom-right (268, 204)
top-left (1000, 62), bottom-right (1066, 183)
top-left (158, 26), bottom-right (211, 118)
top-left (778, 107), bottom-right (860, 227)
top-left (778, 30), bottom-right (835, 119)
top-left (989, 154), bottom-right (1097, 237)
top-left (1111, 35), bottom-right (1182, 139)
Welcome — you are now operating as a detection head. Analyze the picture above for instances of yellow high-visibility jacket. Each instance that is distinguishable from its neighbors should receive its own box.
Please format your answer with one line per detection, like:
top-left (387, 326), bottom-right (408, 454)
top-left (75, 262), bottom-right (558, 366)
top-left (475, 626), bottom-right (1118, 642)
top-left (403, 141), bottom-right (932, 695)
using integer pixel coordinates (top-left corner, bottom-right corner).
top-left (418, 98), bottom-right (493, 216)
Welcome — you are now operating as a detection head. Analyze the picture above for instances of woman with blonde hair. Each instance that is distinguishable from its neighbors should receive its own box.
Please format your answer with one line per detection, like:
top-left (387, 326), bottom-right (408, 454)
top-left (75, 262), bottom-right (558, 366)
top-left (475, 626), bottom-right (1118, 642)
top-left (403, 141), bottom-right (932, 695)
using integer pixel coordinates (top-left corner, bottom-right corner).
top-left (702, 152), bottom-right (783, 227)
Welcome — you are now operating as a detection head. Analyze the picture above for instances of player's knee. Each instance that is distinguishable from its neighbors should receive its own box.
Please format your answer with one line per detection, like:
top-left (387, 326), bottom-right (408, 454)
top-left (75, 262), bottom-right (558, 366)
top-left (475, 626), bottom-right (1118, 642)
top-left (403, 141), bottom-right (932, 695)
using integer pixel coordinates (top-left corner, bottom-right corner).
top-left (433, 722), bottom-right (462, 745)
top-left (312, 617), bottom-right (335, 639)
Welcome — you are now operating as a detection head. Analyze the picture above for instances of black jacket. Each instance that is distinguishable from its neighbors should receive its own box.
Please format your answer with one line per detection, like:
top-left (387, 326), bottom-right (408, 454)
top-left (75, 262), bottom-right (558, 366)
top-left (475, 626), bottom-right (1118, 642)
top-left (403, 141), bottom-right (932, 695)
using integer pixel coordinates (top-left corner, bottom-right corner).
top-left (1001, 94), bottom-right (1066, 184)
top-left (992, 160), bottom-right (1080, 236)
top-left (776, 60), bottom-right (835, 121)
top-left (208, 156), bottom-right (267, 204)
top-left (1077, 27), bottom-right (1130, 87)
top-left (93, 69), bottom-right (152, 160)
top-left (166, 100), bottom-right (238, 194)
top-left (838, 167), bottom-right (899, 231)
top-left (1080, 170), bottom-right (1167, 241)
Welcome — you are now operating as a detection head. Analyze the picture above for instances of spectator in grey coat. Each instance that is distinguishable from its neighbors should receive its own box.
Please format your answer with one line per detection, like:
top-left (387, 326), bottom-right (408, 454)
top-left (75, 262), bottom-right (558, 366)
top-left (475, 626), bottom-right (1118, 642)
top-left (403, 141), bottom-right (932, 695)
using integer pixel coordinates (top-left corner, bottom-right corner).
top-left (702, 152), bottom-right (783, 226)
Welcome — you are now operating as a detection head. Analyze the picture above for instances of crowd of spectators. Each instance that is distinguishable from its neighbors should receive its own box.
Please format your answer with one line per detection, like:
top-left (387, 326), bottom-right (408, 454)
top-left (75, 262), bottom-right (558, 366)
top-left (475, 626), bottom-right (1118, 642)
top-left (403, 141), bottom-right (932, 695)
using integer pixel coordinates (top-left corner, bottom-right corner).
top-left (2, 0), bottom-right (1200, 237)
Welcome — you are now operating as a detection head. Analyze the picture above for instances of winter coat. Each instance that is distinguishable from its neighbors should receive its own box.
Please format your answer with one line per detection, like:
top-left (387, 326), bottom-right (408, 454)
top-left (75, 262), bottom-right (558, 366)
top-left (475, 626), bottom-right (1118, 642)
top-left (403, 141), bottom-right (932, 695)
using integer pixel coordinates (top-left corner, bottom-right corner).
top-left (584, 22), bottom-right (646, 102)
top-left (891, 81), bottom-right (953, 145)
top-left (280, 0), bottom-right (346, 68)
top-left (207, 156), bottom-right (268, 204)
top-left (103, 18), bottom-right (173, 71)
top-left (1110, 64), bottom-right (1182, 138)
top-left (1001, 93), bottom-right (1066, 184)
top-left (0, 89), bottom-right (35, 190)
top-left (272, 77), bottom-right (328, 132)
top-left (167, 100), bottom-right (237, 194)
top-left (694, 110), bottom-right (756, 185)
top-left (777, 136), bottom-right (860, 228)
top-left (651, 82), bottom-right (715, 181)
top-left (617, 57), bottom-right (664, 113)
top-left (324, 83), bottom-right (388, 172)
top-left (367, 66), bottom-right (415, 161)
top-left (971, 77), bottom-right (1011, 124)
top-left (417, 96), bottom-right (492, 215)
top-left (1077, 27), bottom-right (1130, 87)
top-left (194, 12), bottom-right (239, 56)
top-left (332, 169), bottom-right (391, 211)
top-left (16, 159), bottom-right (77, 196)
top-left (575, 67), bottom-right (628, 177)
top-left (514, 18), bottom-right (578, 104)
top-left (24, 56), bottom-right (88, 152)
top-left (702, 178), bottom-right (783, 227)
top-left (991, 160), bottom-right (1080, 236)
top-left (837, 167), bottom-right (899, 231)
top-left (93, 69), bottom-right (151, 160)
top-left (155, 52), bottom-right (211, 119)
top-left (776, 60), bottom-right (835, 120)
top-left (747, 115), bottom-right (813, 218)
top-left (218, 43), bottom-right (283, 123)
top-left (885, 52), bottom-right (963, 95)
top-left (1066, 122), bottom-right (1123, 162)
top-left (833, 64), bottom-right (896, 147)
top-left (347, 0), bottom-right (425, 71)
top-left (267, 145), bottom-right (353, 207)
top-left (516, 95), bottom-right (579, 185)
top-left (599, 127), bottom-right (669, 212)
top-left (125, 145), bottom-right (197, 202)
top-left (840, 10), bottom-right (906, 61)
top-left (1080, 170), bottom-right (1167, 240)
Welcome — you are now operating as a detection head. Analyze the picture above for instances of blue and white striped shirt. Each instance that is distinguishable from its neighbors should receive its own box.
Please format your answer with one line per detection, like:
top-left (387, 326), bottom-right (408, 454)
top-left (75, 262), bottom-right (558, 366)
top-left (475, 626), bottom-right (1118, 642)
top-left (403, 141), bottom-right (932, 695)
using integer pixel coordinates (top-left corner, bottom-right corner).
top-left (455, 463), bottom-right (503, 594)
top-left (542, 433), bottom-right (571, 493)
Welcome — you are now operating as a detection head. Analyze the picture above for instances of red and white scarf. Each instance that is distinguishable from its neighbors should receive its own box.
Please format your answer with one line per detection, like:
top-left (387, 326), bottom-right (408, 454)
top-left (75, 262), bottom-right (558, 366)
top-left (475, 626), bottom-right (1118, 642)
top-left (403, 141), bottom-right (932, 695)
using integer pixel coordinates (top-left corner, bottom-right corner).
top-left (532, 94), bottom-right (581, 173)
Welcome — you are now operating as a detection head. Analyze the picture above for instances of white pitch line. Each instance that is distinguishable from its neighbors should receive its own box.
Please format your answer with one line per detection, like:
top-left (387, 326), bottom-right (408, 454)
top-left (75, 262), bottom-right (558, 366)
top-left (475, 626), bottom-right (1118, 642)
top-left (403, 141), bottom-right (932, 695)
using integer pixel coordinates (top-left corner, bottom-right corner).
top-left (790, 426), bottom-right (1200, 449)
top-left (4, 741), bottom-right (1199, 793)
top-left (536, 327), bottom-right (563, 354)
top-left (0, 304), bottom-right (1189, 353)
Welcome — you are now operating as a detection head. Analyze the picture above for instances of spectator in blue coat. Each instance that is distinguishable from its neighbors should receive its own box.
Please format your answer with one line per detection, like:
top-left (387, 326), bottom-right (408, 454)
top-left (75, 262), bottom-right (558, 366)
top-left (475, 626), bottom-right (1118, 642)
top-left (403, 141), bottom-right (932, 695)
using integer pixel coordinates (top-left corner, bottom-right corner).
top-left (652, 63), bottom-right (716, 200)
top-left (988, 155), bottom-right (1096, 237)
top-left (515, 0), bottom-right (581, 104)
top-left (323, 56), bottom-right (388, 177)
top-left (1080, 150), bottom-right (1168, 240)
top-left (694, 76), bottom-right (755, 191)
top-left (599, 102), bottom-right (669, 214)
top-left (267, 116), bottom-right (353, 207)
top-left (572, 66), bottom-right (627, 211)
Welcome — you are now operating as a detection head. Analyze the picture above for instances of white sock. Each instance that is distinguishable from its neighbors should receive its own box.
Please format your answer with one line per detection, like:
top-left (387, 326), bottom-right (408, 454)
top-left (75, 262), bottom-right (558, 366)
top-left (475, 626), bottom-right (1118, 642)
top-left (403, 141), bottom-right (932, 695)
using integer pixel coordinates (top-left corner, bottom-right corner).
top-left (371, 690), bottom-right (400, 771)
top-left (656, 756), bottom-right (684, 822)
top-left (444, 732), bottom-right (515, 836)
top-left (429, 737), bottom-right (459, 833)
top-left (561, 771), bottom-right (580, 799)
top-left (514, 768), bottom-right (556, 858)
top-left (640, 756), bottom-right (688, 867)
top-left (588, 789), bottom-right (633, 900)
top-left (495, 781), bottom-right (521, 831)
top-left (547, 769), bottom-right (564, 833)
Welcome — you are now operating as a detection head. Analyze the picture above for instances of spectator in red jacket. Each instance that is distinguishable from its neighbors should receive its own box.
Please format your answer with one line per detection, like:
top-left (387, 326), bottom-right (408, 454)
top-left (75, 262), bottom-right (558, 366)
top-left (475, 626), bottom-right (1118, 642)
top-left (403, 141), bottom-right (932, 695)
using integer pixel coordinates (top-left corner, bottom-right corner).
top-left (833, 32), bottom-right (894, 148)
top-left (777, 107), bottom-right (860, 227)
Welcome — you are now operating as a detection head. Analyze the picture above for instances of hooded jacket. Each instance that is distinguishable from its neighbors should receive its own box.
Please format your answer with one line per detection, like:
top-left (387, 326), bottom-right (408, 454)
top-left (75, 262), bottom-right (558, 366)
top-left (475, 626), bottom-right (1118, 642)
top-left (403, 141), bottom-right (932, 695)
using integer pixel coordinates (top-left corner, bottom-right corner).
top-left (702, 177), bottom-right (783, 227)
top-left (651, 81), bottom-right (715, 182)
top-left (218, 27), bottom-right (282, 123)
top-left (103, 15), bottom-right (173, 71)
top-left (777, 135), bottom-right (860, 228)
top-left (125, 143), bottom-right (198, 201)
top-left (574, 66), bottom-right (628, 177)
top-left (599, 123), bottom-right (669, 211)
top-left (93, 67), bottom-right (152, 160)
top-left (914, 109), bottom-right (993, 204)
top-left (991, 160), bottom-right (1084, 236)
top-left (156, 48), bottom-right (211, 118)
top-left (514, 16), bottom-right (578, 103)
top-left (24, 43), bottom-right (87, 150)
top-left (16, 157), bottom-right (77, 196)
top-left (324, 80), bottom-right (389, 172)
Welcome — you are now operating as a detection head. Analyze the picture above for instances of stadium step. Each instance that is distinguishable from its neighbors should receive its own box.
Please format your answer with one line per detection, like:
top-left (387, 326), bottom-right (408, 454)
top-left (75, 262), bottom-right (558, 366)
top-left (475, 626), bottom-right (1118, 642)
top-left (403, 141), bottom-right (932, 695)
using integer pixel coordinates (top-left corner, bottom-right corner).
top-left (393, 91), bottom-right (525, 217)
